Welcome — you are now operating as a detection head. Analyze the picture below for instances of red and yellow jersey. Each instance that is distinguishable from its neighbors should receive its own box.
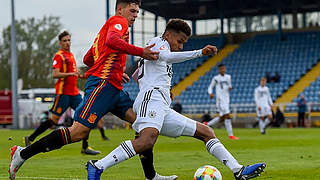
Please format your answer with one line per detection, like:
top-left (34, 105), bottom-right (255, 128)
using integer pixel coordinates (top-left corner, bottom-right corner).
top-left (52, 49), bottom-right (79, 95)
top-left (85, 16), bottom-right (130, 90)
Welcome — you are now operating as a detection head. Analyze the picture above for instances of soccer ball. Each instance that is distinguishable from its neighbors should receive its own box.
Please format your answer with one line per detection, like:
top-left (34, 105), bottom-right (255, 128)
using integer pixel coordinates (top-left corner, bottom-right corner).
top-left (193, 165), bottom-right (222, 180)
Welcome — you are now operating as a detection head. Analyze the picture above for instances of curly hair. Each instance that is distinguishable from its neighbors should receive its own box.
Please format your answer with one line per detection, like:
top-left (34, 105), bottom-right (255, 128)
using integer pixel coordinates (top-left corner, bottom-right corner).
top-left (58, 31), bottom-right (70, 41)
top-left (165, 19), bottom-right (191, 37)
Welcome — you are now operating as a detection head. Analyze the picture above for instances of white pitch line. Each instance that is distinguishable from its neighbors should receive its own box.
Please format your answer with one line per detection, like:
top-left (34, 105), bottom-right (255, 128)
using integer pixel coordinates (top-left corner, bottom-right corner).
top-left (0, 176), bottom-right (86, 180)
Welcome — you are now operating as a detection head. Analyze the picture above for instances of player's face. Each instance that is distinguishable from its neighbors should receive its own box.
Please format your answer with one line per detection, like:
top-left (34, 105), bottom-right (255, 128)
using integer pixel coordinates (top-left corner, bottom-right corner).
top-left (166, 31), bottom-right (188, 52)
top-left (119, 3), bottom-right (139, 27)
top-left (219, 66), bottom-right (226, 75)
top-left (59, 35), bottom-right (71, 51)
top-left (260, 78), bottom-right (266, 86)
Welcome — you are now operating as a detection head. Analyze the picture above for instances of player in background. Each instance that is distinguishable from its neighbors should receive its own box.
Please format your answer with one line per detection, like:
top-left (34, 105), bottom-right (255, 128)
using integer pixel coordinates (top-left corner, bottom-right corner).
top-left (87, 18), bottom-right (266, 180)
top-left (23, 31), bottom-right (100, 155)
top-left (254, 77), bottom-right (273, 134)
top-left (207, 64), bottom-right (239, 140)
top-left (9, 1), bottom-right (177, 180)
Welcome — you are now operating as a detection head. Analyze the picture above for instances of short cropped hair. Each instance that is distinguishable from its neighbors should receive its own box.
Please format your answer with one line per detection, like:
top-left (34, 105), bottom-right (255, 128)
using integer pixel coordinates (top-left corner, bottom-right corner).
top-left (116, 0), bottom-right (141, 8)
top-left (58, 31), bottom-right (70, 41)
top-left (165, 19), bottom-right (191, 37)
top-left (218, 63), bottom-right (225, 68)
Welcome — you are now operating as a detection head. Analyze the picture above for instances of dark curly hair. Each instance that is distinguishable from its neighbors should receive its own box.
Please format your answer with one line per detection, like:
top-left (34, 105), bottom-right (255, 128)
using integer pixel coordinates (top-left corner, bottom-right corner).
top-left (165, 19), bottom-right (191, 37)
top-left (58, 31), bottom-right (70, 41)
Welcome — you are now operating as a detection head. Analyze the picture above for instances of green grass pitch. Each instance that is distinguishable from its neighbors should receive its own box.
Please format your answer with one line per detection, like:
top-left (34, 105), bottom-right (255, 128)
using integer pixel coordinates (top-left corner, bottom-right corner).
top-left (1, 128), bottom-right (320, 179)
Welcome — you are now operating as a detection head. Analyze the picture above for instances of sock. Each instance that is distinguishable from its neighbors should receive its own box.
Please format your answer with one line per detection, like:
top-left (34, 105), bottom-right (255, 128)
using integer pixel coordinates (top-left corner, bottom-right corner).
top-left (139, 149), bottom-right (156, 179)
top-left (259, 119), bottom-right (264, 133)
top-left (28, 120), bottom-right (53, 141)
top-left (264, 118), bottom-right (270, 128)
top-left (208, 117), bottom-right (220, 126)
top-left (95, 140), bottom-right (136, 170)
top-left (20, 128), bottom-right (71, 160)
top-left (82, 134), bottom-right (89, 150)
top-left (99, 127), bottom-right (106, 138)
top-left (206, 138), bottom-right (243, 173)
top-left (224, 119), bottom-right (234, 136)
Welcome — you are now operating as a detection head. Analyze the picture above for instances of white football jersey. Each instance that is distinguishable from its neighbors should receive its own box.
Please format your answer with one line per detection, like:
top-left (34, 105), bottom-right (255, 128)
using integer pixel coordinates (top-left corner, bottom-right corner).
top-left (136, 36), bottom-right (202, 103)
top-left (254, 86), bottom-right (273, 107)
top-left (208, 74), bottom-right (232, 100)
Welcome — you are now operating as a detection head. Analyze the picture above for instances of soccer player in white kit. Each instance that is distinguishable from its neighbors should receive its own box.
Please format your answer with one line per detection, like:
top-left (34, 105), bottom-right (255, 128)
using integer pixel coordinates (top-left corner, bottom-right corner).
top-left (254, 77), bottom-right (273, 134)
top-left (207, 64), bottom-right (239, 140)
top-left (87, 19), bottom-right (266, 180)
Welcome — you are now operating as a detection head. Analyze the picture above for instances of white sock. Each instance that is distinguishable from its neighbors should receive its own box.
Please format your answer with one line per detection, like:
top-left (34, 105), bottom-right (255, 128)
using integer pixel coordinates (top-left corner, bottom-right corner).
top-left (264, 118), bottom-right (270, 129)
top-left (206, 138), bottom-right (243, 173)
top-left (259, 119), bottom-right (264, 133)
top-left (224, 119), bottom-right (234, 136)
top-left (95, 140), bottom-right (136, 170)
top-left (208, 117), bottom-right (220, 126)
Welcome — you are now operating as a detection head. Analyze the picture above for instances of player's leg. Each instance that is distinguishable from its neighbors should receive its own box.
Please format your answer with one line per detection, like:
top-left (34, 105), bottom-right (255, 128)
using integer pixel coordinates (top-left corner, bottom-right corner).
top-left (258, 117), bottom-right (266, 134)
top-left (206, 116), bottom-right (220, 126)
top-left (223, 113), bottom-right (238, 140)
top-left (163, 110), bottom-right (265, 179)
top-left (108, 90), bottom-right (177, 180)
top-left (25, 95), bottom-right (68, 145)
top-left (87, 127), bottom-right (160, 180)
top-left (70, 94), bottom-right (101, 155)
top-left (9, 77), bottom-right (113, 179)
top-left (97, 119), bottom-right (109, 140)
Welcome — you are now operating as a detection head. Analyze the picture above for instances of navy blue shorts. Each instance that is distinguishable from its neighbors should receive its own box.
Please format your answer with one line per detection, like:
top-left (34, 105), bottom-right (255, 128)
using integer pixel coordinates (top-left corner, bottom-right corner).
top-left (49, 94), bottom-right (82, 116)
top-left (73, 76), bottom-right (133, 129)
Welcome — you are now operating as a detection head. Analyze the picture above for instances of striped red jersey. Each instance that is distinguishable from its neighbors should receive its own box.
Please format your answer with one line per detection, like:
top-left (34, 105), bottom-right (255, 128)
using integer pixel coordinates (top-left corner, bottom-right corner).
top-left (84, 16), bottom-right (131, 90)
top-left (52, 49), bottom-right (79, 95)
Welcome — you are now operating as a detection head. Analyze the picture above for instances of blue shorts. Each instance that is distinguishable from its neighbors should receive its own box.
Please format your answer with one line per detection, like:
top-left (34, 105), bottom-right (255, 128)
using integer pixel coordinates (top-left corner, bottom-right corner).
top-left (49, 94), bottom-right (82, 116)
top-left (74, 76), bottom-right (133, 129)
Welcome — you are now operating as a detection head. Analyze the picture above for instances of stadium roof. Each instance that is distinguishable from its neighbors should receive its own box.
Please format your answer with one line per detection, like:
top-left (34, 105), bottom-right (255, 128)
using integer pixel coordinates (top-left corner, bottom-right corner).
top-left (141, 0), bottom-right (320, 20)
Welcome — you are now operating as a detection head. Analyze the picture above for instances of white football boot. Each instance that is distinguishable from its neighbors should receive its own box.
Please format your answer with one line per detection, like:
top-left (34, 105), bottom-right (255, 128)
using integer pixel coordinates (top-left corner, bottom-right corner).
top-left (9, 146), bottom-right (25, 180)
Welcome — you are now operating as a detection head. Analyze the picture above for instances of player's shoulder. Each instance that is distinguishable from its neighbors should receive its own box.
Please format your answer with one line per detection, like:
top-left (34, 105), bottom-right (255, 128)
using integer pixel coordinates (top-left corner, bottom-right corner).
top-left (148, 36), bottom-right (169, 50)
top-left (226, 74), bottom-right (231, 78)
top-left (107, 16), bottom-right (128, 27)
top-left (53, 50), bottom-right (64, 59)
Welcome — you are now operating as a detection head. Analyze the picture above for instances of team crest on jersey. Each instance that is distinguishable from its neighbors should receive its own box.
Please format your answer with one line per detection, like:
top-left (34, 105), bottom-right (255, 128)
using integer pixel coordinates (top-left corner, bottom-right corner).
top-left (53, 60), bottom-right (57, 66)
top-left (160, 45), bottom-right (168, 50)
top-left (148, 110), bottom-right (157, 118)
top-left (114, 24), bottom-right (122, 31)
top-left (88, 113), bottom-right (97, 123)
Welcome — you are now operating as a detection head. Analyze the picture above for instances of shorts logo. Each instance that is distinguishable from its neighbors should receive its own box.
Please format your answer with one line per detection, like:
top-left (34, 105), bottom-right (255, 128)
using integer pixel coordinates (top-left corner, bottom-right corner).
top-left (53, 60), bottom-right (57, 66)
top-left (114, 24), bottom-right (122, 31)
top-left (148, 110), bottom-right (156, 118)
top-left (88, 113), bottom-right (97, 124)
top-left (57, 107), bottom-right (62, 114)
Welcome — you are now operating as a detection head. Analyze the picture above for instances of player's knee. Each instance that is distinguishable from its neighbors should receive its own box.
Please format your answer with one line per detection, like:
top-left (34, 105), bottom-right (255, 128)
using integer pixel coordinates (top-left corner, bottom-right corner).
top-left (195, 123), bottom-right (216, 142)
top-left (69, 122), bottom-right (90, 142)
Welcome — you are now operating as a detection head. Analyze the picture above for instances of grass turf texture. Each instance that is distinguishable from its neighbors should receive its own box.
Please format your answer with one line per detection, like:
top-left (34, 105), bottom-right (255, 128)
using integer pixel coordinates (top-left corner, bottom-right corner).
top-left (0, 128), bottom-right (320, 179)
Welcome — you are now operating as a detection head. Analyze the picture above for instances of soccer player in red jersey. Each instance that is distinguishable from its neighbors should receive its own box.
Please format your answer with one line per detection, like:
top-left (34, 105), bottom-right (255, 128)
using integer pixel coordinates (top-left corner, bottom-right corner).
top-left (9, 1), bottom-right (176, 180)
top-left (23, 31), bottom-right (100, 155)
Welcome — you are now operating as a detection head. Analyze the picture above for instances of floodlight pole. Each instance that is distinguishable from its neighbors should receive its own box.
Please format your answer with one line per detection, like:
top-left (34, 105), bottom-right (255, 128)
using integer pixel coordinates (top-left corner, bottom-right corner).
top-left (106, 0), bottom-right (110, 20)
top-left (10, 0), bottom-right (19, 129)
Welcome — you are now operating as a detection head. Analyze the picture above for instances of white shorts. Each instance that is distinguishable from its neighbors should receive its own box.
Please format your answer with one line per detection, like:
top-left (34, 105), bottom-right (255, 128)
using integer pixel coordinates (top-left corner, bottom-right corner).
top-left (133, 89), bottom-right (197, 138)
top-left (257, 106), bottom-right (272, 117)
top-left (216, 98), bottom-right (230, 116)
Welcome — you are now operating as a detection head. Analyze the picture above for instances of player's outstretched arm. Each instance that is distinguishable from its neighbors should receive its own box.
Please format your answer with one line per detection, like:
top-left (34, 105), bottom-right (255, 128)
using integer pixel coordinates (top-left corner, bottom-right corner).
top-left (161, 45), bottom-right (218, 64)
